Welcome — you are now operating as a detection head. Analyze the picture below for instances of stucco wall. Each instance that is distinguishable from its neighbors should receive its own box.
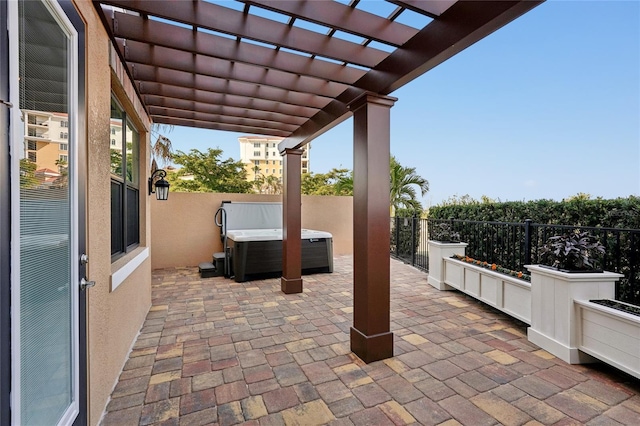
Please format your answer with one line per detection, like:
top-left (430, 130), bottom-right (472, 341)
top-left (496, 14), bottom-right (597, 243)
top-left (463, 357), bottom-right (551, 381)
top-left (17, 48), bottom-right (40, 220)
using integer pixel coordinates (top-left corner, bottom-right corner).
top-left (75, 2), bottom-right (153, 424)
top-left (151, 193), bottom-right (354, 269)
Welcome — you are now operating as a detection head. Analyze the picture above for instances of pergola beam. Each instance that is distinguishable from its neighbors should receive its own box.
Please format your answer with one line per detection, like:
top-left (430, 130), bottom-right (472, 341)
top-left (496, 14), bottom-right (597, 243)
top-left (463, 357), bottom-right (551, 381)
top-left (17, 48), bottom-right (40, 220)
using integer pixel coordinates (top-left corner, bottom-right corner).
top-left (109, 10), bottom-right (366, 86)
top-left (118, 40), bottom-right (349, 99)
top-left (386, 0), bottom-right (457, 18)
top-left (137, 82), bottom-right (318, 119)
top-left (100, 0), bottom-right (388, 68)
top-left (131, 66), bottom-right (333, 110)
top-left (143, 95), bottom-right (307, 127)
top-left (151, 116), bottom-right (290, 137)
top-left (279, 0), bottom-right (543, 150)
top-left (242, 0), bottom-right (418, 47)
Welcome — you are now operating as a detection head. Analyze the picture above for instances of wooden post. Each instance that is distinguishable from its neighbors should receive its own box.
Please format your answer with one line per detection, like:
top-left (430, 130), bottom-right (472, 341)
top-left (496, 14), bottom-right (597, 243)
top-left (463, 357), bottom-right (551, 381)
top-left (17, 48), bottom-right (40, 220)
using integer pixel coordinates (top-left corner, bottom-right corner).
top-left (348, 93), bottom-right (396, 363)
top-left (280, 148), bottom-right (304, 294)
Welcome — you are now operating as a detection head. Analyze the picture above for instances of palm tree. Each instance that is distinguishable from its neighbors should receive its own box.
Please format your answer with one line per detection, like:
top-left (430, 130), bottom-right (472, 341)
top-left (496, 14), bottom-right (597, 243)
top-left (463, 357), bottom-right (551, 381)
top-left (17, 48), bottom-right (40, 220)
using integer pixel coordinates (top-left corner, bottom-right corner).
top-left (150, 124), bottom-right (174, 173)
top-left (334, 172), bottom-right (353, 196)
top-left (389, 155), bottom-right (429, 215)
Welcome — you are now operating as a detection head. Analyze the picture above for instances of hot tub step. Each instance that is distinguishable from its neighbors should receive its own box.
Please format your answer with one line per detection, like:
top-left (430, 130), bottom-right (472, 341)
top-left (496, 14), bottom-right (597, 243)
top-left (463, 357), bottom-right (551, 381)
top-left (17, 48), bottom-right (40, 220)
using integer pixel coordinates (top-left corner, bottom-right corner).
top-left (198, 262), bottom-right (218, 278)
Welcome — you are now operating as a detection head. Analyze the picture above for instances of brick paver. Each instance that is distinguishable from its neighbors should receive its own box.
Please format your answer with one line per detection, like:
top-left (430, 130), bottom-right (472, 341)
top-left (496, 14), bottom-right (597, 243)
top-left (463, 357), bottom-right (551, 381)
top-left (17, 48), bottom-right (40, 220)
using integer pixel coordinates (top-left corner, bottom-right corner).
top-left (101, 256), bottom-right (640, 425)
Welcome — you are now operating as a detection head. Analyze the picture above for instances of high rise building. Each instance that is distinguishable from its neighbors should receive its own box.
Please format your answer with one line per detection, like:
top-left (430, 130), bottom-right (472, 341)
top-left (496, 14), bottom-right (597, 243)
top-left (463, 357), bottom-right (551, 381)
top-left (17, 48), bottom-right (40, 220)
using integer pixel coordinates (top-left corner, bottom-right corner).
top-left (238, 136), bottom-right (310, 182)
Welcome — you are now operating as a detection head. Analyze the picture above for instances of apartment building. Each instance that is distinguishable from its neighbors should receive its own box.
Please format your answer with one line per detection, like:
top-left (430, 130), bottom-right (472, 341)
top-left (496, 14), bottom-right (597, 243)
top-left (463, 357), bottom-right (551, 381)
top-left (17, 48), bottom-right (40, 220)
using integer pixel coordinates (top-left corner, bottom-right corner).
top-left (22, 110), bottom-right (70, 185)
top-left (238, 136), bottom-right (310, 181)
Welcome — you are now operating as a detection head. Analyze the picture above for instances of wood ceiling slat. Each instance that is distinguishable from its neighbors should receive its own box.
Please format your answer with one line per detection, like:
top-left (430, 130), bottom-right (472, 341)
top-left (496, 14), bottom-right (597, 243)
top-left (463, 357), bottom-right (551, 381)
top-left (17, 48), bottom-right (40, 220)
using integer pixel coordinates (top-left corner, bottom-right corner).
top-left (110, 11), bottom-right (365, 85)
top-left (118, 40), bottom-right (349, 98)
top-left (241, 0), bottom-right (418, 47)
top-left (137, 82), bottom-right (318, 119)
top-left (131, 65), bottom-right (333, 110)
top-left (143, 95), bottom-right (307, 126)
top-left (280, 0), bottom-right (543, 149)
top-left (148, 106), bottom-right (298, 133)
top-left (100, 0), bottom-right (388, 68)
top-left (387, 0), bottom-right (458, 18)
top-left (151, 116), bottom-right (291, 138)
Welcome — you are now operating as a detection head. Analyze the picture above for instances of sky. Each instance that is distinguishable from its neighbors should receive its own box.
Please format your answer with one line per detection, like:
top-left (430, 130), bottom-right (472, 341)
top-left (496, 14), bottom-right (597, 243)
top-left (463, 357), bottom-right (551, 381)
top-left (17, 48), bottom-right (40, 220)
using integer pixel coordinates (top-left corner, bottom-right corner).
top-left (159, 0), bottom-right (640, 208)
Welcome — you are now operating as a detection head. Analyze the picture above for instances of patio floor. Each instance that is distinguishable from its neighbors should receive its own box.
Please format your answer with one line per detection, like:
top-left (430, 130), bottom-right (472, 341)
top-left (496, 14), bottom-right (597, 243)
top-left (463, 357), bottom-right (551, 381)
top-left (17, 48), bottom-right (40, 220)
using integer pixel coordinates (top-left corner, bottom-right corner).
top-left (101, 256), bottom-right (640, 426)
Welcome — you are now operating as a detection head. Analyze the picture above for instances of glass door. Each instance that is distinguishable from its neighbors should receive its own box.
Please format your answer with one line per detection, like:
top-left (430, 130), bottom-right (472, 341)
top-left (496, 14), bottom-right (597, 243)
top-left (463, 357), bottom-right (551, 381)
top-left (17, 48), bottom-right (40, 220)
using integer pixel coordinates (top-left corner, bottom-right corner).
top-left (9, 0), bottom-right (82, 424)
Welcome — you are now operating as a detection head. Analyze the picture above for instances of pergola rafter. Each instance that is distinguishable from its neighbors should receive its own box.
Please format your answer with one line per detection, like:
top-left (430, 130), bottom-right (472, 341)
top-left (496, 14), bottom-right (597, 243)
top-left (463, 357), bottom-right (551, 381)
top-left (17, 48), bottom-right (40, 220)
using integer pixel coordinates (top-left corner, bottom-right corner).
top-left (94, 0), bottom-right (542, 147)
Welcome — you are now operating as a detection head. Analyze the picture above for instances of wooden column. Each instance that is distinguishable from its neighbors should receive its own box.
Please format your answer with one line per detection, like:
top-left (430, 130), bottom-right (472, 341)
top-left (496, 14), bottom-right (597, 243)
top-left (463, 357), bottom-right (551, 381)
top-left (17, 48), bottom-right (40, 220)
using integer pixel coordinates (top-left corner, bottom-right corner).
top-left (348, 93), bottom-right (396, 363)
top-left (280, 148), bottom-right (304, 294)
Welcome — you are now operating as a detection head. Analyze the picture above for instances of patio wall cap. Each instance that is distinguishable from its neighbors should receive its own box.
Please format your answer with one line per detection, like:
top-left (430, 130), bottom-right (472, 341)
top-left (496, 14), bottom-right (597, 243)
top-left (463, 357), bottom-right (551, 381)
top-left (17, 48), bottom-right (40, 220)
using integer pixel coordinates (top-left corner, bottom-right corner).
top-left (427, 240), bottom-right (468, 247)
top-left (574, 299), bottom-right (640, 324)
top-left (525, 264), bottom-right (624, 281)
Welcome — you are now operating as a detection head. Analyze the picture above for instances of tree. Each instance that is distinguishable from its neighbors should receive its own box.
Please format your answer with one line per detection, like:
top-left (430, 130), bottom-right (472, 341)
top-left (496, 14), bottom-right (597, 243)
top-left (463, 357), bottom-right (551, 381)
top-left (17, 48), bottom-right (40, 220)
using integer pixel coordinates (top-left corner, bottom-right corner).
top-left (301, 168), bottom-right (352, 195)
top-left (390, 156), bottom-right (429, 215)
top-left (150, 124), bottom-right (174, 172)
top-left (20, 158), bottom-right (38, 188)
top-left (170, 148), bottom-right (253, 193)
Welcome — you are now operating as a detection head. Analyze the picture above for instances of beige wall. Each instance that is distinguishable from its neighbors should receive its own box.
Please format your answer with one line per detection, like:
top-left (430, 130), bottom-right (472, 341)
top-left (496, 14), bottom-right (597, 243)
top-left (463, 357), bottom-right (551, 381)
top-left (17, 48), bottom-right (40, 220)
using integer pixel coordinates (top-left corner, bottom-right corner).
top-left (151, 193), bottom-right (353, 269)
top-left (75, 2), bottom-right (153, 424)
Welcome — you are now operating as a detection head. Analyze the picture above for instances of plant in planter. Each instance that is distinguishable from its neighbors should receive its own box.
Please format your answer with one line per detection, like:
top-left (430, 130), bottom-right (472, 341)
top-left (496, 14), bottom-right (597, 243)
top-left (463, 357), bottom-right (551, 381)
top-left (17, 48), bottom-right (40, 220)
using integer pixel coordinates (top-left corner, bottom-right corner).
top-left (539, 230), bottom-right (605, 272)
top-left (430, 222), bottom-right (461, 243)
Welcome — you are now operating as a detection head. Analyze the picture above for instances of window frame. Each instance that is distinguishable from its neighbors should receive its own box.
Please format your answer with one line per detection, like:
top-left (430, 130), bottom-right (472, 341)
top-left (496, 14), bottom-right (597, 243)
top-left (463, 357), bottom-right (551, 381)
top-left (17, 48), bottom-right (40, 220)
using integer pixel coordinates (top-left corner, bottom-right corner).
top-left (110, 95), bottom-right (140, 261)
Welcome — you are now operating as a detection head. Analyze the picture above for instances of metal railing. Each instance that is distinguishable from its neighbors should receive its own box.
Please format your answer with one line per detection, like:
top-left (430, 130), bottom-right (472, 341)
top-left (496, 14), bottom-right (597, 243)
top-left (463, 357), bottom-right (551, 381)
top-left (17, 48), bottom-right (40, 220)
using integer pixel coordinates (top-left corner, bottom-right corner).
top-left (390, 216), bottom-right (429, 272)
top-left (424, 218), bottom-right (640, 305)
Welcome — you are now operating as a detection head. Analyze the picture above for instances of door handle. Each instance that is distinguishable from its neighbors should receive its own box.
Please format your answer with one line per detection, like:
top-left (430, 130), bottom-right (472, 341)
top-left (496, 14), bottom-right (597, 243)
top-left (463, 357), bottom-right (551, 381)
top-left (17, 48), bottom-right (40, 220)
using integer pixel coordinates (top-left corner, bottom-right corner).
top-left (80, 278), bottom-right (95, 291)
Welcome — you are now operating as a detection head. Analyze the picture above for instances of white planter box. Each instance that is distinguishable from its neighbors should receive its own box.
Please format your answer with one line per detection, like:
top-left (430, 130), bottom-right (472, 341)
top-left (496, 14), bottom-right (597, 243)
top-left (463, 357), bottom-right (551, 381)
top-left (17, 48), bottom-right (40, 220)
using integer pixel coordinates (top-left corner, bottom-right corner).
top-left (442, 257), bottom-right (531, 324)
top-left (526, 265), bottom-right (623, 364)
top-left (427, 241), bottom-right (467, 290)
top-left (575, 300), bottom-right (640, 380)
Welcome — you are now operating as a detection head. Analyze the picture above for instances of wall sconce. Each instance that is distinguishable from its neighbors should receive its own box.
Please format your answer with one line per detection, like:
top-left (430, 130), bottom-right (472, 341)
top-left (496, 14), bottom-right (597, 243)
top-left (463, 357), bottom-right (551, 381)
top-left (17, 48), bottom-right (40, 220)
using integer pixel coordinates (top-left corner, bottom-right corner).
top-left (148, 169), bottom-right (170, 201)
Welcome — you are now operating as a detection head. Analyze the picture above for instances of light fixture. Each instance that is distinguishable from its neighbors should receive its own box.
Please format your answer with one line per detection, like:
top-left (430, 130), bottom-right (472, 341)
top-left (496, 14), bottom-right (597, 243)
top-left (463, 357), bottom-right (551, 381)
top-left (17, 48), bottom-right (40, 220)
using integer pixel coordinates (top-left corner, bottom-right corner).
top-left (148, 169), bottom-right (170, 201)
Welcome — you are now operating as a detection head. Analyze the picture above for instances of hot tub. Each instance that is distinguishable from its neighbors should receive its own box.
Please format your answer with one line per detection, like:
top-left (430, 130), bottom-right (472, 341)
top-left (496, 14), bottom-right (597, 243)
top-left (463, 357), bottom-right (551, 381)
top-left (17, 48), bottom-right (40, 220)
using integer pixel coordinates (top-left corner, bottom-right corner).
top-left (226, 228), bottom-right (333, 282)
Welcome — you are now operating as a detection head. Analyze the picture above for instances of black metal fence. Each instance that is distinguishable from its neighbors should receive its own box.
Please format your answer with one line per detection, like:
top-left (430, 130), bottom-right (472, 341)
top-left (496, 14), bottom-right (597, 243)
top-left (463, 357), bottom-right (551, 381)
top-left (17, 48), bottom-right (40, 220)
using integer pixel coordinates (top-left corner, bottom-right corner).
top-left (390, 216), bottom-right (429, 272)
top-left (425, 218), bottom-right (640, 305)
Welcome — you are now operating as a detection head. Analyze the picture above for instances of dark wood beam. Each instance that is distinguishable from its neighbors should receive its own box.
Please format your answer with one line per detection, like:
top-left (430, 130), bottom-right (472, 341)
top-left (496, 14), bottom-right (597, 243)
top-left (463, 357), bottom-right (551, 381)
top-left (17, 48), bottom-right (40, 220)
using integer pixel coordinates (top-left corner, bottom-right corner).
top-left (148, 106), bottom-right (298, 134)
top-left (143, 95), bottom-right (307, 127)
top-left (137, 82), bottom-right (318, 119)
top-left (110, 10), bottom-right (366, 86)
top-left (118, 40), bottom-right (348, 98)
top-left (242, 0), bottom-right (418, 47)
top-left (130, 65), bottom-right (333, 110)
top-left (279, 0), bottom-right (543, 150)
top-left (100, 0), bottom-right (388, 68)
top-left (151, 116), bottom-right (290, 137)
top-left (387, 0), bottom-right (457, 18)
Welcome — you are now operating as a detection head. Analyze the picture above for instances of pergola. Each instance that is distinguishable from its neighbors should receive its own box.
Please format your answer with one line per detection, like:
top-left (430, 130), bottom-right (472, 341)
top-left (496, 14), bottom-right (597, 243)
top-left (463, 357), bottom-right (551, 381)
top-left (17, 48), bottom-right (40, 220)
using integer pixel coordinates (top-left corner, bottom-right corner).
top-left (93, 0), bottom-right (543, 363)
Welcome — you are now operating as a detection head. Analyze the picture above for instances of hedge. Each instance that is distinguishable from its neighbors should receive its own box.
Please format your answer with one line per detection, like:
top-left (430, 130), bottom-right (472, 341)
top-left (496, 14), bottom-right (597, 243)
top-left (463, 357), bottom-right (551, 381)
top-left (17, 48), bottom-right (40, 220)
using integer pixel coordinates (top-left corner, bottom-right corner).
top-left (428, 196), bottom-right (640, 229)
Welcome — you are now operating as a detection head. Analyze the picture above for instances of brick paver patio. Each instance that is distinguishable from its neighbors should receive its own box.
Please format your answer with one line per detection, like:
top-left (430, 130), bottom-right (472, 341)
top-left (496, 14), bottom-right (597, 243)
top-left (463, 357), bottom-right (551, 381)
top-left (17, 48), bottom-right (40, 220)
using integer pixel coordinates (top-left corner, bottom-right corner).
top-left (101, 256), bottom-right (640, 425)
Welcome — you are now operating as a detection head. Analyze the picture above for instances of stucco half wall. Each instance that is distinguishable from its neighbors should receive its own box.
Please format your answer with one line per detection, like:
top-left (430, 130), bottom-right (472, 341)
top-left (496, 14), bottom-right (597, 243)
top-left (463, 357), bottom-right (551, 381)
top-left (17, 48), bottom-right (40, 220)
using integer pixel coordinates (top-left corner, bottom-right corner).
top-left (151, 193), bottom-right (353, 269)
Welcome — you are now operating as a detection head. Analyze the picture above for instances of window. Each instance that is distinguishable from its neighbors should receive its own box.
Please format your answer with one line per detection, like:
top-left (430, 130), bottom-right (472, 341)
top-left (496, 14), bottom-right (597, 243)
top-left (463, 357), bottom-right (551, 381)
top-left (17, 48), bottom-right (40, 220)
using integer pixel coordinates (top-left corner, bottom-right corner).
top-left (59, 154), bottom-right (68, 162)
top-left (59, 131), bottom-right (68, 139)
top-left (111, 127), bottom-right (116, 135)
top-left (27, 140), bottom-right (36, 150)
top-left (272, 169), bottom-right (276, 174)
top-left (279, 168), bottom-right (282, 174)
top-left (254, 160), bottom-right (260, 166)
top-left (28, 152), bottom-right (36, 162)
top-left (279, 161), bottom-right (282, 165)
top-left (253, 151), bottom-right (260, 157)
top-left (110, 96), bottom-right (140, 259)
top-left (254, 142), bottom-right (261, 148)
top-left (265, 151), bottom-right (269, 157)
top-left (59, 143), bottom-right (68, 151)
top-left (60, 120), bottom-right (68, 128)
